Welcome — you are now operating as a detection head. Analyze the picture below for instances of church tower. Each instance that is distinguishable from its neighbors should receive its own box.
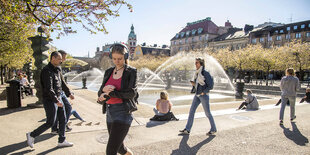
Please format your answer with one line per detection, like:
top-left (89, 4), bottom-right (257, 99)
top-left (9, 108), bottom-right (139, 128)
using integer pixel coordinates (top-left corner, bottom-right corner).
top-left (127, 24), bottom-right (137, 58)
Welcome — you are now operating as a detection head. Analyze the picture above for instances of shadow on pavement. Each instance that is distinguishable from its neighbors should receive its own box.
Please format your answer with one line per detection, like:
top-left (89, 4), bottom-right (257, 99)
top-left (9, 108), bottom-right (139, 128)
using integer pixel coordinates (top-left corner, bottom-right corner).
top-left (37, 146), bottom-right (61, 155)
top-left (171, 134), bottom-right (215, 154)
top-left (280, 122), bottom-right (309, 146)
top-left (0, 133), bottom-right (56, 154)
top-left (145, 120), bottom-right (167, 128)
top-left (0, 106), bottom-right (36, 116)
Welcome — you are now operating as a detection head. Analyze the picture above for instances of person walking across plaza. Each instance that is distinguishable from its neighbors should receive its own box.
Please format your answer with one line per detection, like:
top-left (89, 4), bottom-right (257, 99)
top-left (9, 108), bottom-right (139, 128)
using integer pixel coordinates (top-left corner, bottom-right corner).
top-left (26, 51), bottom-right (73, 148)
top-left (279, 68), bottom-right (300, 125)
top-left (179, 57), bottom-right (217, 135)
top-left (51, 50), bottom-right (75, 134)
top-left (98, 43), bottom-right (138, 155)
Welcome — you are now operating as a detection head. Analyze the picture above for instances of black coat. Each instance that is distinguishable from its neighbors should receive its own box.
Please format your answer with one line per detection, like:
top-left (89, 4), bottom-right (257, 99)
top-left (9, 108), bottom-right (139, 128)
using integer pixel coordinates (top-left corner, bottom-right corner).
top-left (98, 65), bottom-right (138, 114)
top-left (40, 62), bottom-right (62, 103)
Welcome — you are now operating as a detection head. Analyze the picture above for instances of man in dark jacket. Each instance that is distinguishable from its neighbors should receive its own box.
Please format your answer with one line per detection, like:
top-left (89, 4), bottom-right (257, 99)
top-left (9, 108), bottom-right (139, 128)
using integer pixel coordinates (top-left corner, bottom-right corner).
top-left (51, 50), bottom-right (75, 133)
top-left (26, 51), bottom-right (73, 148)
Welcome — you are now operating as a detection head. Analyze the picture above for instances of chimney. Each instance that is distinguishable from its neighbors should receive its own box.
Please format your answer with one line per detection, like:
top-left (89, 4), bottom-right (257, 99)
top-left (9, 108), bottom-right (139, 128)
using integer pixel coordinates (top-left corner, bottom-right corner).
top-left (154, 44), bottom-right (157, 47)
top-left (142, 42), bottom-right (146, 46)
top-left (225, 20), bottom-right (232, 28)
top-left (96, 47), bottom-right (99, 52)
top-left (244, 24), bottom-right (254, 32)
top-left (162, 45), bottom-right (167, 48)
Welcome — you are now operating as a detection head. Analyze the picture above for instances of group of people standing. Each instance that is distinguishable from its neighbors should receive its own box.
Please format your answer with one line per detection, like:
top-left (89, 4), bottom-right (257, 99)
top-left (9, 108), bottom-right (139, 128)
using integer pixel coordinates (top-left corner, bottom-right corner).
top-left (25, 42), bottom-right (309, 155)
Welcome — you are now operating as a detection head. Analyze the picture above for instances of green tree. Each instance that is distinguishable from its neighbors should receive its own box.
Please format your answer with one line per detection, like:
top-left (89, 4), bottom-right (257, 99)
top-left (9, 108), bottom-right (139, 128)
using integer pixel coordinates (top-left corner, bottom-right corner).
top-left (1, 0), bottom-right (132, 38)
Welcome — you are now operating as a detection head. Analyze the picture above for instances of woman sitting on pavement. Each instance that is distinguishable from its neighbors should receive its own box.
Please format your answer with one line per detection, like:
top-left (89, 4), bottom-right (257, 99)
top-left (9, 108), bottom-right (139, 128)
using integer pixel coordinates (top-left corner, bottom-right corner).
top-left (299, 88), bottom-right (310, 103)
top-left (237, 89), bottom-right (259, 110)
top-left (150, 91), bottom-right (178, 121)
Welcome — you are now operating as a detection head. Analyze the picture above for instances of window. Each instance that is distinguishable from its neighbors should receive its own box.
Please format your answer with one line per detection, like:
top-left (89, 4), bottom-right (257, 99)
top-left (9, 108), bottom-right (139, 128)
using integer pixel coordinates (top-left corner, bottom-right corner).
top-left (275, 30), bottom-right (278, 33)
top-left (268, 37), bottom-right (272, 42)
top-left (309, 23), bottom-right (310, 28)
top-left (179, 40), bottom-right (182, 44)
top-left (286, 34), bottom-right (290, 40)
top-left (301, 24), bottom-right (305, 29)
top-left (192, 29), bottom-right (197, 35)
top-left (179, 47), bottom-right (183, 51)
top-left (186, 31), bottom-right (191, 37)
top-left (185, 38), bottom-right (188, 43)
top-left (295, 33), bottom-right (301, 38)
top-left (174, 41), bottom-right (177, 45)
top-left (198, 28), bottom-right (203, 34)
top-left (280, 30), bottom-right (284, 33)
top-left (133, 42), bottom-right (136, 46)
top-left (175, 33), bottom-right (179, 38)
top-left (287, 27), bottom-right (290, 31)
top-left (192, 37), bottom-right (195, 42)
top-left (259, 37), bottom-right (264, 42)
top-left (205, 34), bottom-right (209, 40)
top-left (276, 36), bottom-right (281, 41)
top-left (307, 32), bottom-right (310, 38)
top-left (199, 36), bottom-right (202, 41)
top-left (251, 38), bottom-right (256, 43)
top-left (294, 25), bottom-right (298, 30)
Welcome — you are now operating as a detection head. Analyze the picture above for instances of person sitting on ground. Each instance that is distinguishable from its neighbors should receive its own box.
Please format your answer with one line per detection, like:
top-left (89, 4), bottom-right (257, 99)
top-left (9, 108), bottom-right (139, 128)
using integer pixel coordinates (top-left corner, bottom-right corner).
top-left (300, 88), bottom-right (310, 103)
top-left (150, 91), bottom-right (178, 121)
top-left (237, 89), bottom-right (259, 110)
top-left (275, 99), bottom-right (290, 106)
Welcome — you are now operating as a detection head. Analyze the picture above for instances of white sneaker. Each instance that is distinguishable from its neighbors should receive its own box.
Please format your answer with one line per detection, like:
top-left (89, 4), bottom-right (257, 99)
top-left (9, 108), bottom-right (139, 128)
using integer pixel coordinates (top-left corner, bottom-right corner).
top-left (26, 132), bottom-right (35, 148)
top-left (58, 141), bottom-right (73, 147)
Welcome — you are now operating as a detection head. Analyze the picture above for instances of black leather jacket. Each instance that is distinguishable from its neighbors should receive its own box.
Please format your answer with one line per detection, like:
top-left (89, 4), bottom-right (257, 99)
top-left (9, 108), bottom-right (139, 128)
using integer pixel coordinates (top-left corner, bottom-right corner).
top-left (40, 62), bottom-right (62, 103)
top-left (98, 65), bottom-right (138, 114)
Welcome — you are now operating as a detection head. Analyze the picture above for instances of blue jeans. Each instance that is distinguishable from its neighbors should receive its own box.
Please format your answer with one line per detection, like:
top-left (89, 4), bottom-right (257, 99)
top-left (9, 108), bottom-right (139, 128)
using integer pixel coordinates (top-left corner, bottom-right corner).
top-left (70, 110), bottom-right (84, 121)
top-left (185, 94), bottom-right (217, 132)
top-left (52, 91), bottom-right (71, 131)
top-left (279, 95), bottom-right (296, 120)
top-left (30, 98), bottom-right (66, 143)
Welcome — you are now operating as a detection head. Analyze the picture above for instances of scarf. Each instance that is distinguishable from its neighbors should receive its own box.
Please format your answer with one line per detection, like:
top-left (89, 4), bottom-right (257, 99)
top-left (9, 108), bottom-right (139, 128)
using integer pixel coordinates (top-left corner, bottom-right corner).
top-left (191, 66), bottom-right (205, 90)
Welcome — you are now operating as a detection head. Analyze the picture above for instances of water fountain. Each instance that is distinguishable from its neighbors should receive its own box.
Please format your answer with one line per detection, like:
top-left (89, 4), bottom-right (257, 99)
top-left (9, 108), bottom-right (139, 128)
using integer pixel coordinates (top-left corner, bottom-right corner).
top-left (67, 51), bottom-right (237, 106)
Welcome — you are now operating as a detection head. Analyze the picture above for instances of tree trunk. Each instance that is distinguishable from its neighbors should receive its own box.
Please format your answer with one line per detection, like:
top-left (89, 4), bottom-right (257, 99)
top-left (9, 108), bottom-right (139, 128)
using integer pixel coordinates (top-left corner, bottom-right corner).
top-left (0, 65), bottom-right (3, 85)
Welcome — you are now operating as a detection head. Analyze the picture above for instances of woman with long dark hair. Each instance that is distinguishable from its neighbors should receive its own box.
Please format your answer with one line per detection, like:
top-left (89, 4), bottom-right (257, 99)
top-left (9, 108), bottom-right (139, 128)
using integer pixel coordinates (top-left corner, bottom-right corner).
top-left (98, 43), bottom-right (138, 155)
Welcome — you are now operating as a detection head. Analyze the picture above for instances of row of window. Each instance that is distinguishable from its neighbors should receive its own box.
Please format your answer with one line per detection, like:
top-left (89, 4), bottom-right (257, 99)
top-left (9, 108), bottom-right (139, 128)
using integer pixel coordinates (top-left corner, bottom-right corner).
top-left (275, 23), bottom-right (310, 33)
top-left (173, 35), bottom-right (209, 45)
top-left (175, 28), bottom-right (204, 38)
top-left (252, 32), bottom-right (310, 43)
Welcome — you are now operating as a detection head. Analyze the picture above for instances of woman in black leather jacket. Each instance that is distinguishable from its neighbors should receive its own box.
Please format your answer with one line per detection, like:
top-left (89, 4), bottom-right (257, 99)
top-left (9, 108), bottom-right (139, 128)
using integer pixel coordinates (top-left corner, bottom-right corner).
top-left (98, 43), bottom-right (138, 155)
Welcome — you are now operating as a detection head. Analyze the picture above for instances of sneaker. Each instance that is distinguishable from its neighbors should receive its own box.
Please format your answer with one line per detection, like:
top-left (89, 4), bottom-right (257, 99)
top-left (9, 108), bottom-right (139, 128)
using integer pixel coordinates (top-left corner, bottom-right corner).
top-left (279, 120), bottom-right (283, 125)
top-left (57, 141), bottom-right (73, 147)
top-left (179, 129), bottom-right (190, 135)
top-left (206, 131), bottom-right (217, 136)
top-left (66, 125), bottom-right (72, 132)
top-left (290, 116), bottom-right (296, 122)
top-left (51, 129), bottom-right (58, 135)
top-left (26, 132), bottom-right (35, 148)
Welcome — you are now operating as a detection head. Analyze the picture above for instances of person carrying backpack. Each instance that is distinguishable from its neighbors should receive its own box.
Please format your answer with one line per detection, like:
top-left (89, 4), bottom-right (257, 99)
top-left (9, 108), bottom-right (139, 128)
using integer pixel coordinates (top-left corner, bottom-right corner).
top-left (179, 57), bottom-right (217, 136)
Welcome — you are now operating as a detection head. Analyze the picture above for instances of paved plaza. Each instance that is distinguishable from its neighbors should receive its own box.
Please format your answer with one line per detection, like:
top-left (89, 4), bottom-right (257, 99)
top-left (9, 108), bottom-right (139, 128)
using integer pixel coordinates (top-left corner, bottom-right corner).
top-left (0, 84), bottom-right (309, 154)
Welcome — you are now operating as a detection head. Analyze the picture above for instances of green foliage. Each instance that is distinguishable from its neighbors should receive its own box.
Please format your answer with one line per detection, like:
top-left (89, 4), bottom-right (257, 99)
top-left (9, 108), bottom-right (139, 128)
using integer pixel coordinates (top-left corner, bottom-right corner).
top-left (1, 0), bottom-right (132, 38)
top-left (130, 55), bottom-right (170, 71)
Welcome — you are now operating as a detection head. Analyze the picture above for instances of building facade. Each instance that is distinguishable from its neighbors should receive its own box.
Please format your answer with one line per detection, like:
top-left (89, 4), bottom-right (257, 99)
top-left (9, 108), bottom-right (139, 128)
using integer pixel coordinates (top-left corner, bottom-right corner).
top-left (249, 20), bottom-right (310, 47)
top-left (170, 17), bottom-right (232, 55)
top-left (133, 43), bottom-right (170, 59)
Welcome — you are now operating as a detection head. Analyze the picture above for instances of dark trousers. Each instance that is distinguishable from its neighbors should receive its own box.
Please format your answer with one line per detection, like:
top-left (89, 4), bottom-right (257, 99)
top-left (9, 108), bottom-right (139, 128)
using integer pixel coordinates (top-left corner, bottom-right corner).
top-left (238, 102), bottom-right (248, 110)
top-left (300, 98), bottom-right (310, 103)
top-left (52, 92), bottom-right (71, 131)
top-left (106, 122), bottom-right (130, 155)
top-left (105, 103), bottom-right (133, 155)
top-left (30, 99), bottom-right (66, 143)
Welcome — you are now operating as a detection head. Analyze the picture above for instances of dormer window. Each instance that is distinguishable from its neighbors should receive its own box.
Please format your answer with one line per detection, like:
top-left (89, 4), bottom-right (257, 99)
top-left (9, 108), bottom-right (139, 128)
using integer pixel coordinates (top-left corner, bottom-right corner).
top-left (186, 31), bottom-right (191, 37)
top-left (198, 28), bottom-right (203, 34)
top-left (180, 32), bottom-right (185, 38)
top-left (175, 33), bottom-right (179, 39)
top-left (192, 29), bottom-right (197, 35)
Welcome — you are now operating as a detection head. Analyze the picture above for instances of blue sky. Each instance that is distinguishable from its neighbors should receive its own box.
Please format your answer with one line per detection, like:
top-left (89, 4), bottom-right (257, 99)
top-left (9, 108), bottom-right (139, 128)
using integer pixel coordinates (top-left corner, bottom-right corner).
top-left (50, 0), bottom-right (310, 57)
